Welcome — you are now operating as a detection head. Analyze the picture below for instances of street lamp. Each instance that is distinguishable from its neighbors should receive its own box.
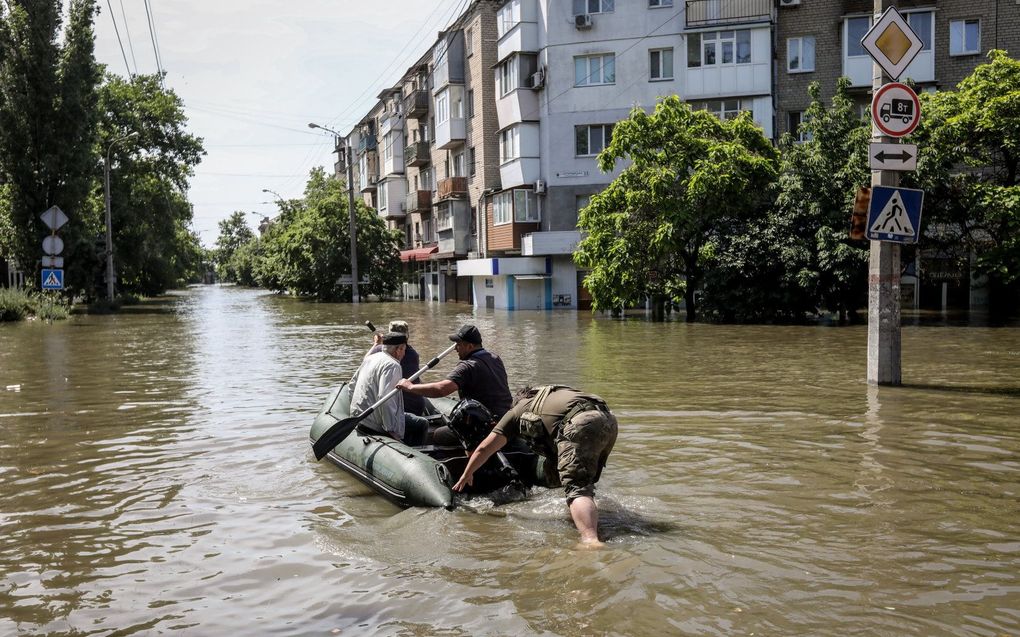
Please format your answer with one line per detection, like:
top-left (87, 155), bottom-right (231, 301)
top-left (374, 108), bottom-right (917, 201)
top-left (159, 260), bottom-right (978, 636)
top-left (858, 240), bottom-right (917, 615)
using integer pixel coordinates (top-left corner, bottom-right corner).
top-left (309, 121), bottom-right (359, 304)
top-left (261, 188), bottom-right (284, 203)
top-left (104, 130), bottom-right (139, 301)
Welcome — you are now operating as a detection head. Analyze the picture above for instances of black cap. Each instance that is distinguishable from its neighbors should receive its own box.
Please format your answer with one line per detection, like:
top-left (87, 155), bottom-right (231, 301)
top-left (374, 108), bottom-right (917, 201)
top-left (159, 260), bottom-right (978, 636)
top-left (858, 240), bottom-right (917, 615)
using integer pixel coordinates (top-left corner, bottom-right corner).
top-left (381, 331), bottom-right (407, 345)
top-left (448, 324), bottom-right (482, 345)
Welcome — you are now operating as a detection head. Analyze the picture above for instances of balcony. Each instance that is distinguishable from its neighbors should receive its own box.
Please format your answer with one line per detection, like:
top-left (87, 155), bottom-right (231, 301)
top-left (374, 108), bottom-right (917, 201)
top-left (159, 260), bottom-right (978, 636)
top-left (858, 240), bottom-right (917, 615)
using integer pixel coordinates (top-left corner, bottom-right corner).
top-left (403, 89), bottom-right (429, 119)
top-left (357, 134), bottom-right (377, 154)
top-left (521, 231), bottom-right (582, 256)
top-left (405, 189), bottom-right (432, 213)
top-left (437, 176), bottom-right (468, 200)
top-left (360, 174), bottom-right (378, 193)
top-left (379, 111), bottom-right (403, 137)
top-left (435, 116), bottom-right (466, 149)
top-left (685, 0), bottom-right (771, 28)
top-left (404, 141), bottom-right (430, 167)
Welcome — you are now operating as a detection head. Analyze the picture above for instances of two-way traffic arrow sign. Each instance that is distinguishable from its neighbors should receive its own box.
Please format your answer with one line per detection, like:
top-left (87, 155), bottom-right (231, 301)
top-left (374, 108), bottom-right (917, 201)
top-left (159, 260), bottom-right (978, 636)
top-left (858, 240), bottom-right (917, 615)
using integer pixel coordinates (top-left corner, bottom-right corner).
top-left (870, 142), bottom-right (917, 171)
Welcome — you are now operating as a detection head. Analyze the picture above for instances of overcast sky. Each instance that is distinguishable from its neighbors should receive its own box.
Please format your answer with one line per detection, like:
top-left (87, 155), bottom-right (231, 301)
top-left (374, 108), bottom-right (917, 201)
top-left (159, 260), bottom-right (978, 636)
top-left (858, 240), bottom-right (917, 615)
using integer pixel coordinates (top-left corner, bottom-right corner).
top-left (90, 0), bottom-right (464, 246)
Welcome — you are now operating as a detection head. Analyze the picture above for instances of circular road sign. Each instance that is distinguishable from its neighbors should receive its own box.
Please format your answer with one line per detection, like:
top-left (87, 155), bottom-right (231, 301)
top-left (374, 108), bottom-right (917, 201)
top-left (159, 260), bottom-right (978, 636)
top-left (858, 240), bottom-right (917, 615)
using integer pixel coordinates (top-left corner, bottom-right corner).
top-left (42, 235), bottom-right (64, 255)
top-left (872, 82), bottom-right (921, 138)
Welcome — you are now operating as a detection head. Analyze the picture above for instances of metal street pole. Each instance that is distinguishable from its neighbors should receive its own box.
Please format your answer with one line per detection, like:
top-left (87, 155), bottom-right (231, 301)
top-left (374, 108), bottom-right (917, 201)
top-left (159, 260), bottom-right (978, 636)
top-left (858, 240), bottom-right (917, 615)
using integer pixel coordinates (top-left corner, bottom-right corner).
top-left (868, 0), bottom-right (901, 385)
top-left (308, 122), bottom-right (359, 303)
top-left (103, 131), bottom-right (138, 302)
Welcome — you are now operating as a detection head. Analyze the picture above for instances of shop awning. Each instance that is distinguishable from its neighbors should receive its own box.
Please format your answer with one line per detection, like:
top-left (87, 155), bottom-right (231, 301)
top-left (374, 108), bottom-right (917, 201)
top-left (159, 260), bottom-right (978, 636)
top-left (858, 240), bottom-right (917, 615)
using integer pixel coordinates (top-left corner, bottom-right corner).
top-left (400, 246), bottom-right (438, 262)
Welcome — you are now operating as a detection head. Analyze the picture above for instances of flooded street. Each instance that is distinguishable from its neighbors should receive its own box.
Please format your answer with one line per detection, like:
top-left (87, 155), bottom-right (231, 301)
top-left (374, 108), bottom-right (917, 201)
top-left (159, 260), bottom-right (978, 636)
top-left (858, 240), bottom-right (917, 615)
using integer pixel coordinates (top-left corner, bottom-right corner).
top-left (1, 285), bottom-right (1018, 636)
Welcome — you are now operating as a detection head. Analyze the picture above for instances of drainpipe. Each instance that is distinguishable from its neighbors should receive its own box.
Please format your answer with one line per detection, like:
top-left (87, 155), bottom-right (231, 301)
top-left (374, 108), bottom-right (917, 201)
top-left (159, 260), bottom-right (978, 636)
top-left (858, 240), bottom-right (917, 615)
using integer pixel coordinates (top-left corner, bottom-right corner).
top-left (477, 190), bottom-right (489, 259)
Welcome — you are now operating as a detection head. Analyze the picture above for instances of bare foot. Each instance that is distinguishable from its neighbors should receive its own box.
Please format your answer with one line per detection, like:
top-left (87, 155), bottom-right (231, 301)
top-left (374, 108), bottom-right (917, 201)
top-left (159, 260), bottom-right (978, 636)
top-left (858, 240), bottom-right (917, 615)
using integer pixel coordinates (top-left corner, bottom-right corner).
top-left (577, 537), bottom-right (606, 549)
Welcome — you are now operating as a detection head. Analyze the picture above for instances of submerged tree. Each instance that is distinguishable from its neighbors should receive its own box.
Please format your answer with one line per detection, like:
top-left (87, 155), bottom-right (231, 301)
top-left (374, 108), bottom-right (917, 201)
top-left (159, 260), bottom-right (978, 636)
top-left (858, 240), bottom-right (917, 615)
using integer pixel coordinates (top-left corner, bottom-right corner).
top-left (214, 211), bottom-right (256, 283)
top-left (0, 0), bottom-right (101, 294)
top-left (910, 50), bottom-right (1020, 316)
top-left (574, 96), bottom-right (779, 321)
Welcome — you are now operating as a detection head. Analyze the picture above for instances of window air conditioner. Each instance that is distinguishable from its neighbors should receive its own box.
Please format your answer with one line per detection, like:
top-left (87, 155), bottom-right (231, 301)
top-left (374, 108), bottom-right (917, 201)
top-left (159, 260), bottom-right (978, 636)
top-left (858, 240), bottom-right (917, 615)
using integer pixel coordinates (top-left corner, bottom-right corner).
top-left (534, 179), bottom-right (546, 194)
top-left (575, 14), bottom-right (593, 29)
top-left (779, 0), bottom-right (800, 6)
top-left (530, 70), bottom-right (545, 89)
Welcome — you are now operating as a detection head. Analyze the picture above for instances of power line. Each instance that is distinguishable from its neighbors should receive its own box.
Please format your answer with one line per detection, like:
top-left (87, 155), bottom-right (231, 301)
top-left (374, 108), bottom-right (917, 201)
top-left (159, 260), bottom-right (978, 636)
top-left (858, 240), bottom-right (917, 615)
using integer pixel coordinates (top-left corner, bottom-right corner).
top-left (142, 0), bottom-right (165, 86)
top-left (104, 0), bottom-right (132, 77)
top-left (118, 0), bottom-right (139, 75)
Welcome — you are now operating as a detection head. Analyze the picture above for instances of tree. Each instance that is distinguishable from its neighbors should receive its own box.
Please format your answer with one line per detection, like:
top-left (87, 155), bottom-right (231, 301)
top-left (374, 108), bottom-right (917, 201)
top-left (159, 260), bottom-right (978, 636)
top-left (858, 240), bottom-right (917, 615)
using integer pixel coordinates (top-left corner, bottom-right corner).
top-left (909, 50), bottom-right (1020, 316)
top-left (214, 211), bottom-right (256, 283)
top-left (762, 78), bottom-right (871, 323)
top-left (97, 72), bottom-right (206, 296)
top-left (256, 168), bottom-right (401, 301)
top-left (574, 96), bottom-right (779, 321)
top-left (0, 0), bottom-right (101, 295)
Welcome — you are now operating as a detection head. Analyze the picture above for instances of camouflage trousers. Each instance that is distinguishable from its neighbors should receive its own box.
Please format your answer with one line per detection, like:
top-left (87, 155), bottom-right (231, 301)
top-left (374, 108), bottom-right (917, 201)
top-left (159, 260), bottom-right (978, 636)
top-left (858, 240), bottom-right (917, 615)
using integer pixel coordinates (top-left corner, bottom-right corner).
top-left (553, 408), bottom-right (618, 503)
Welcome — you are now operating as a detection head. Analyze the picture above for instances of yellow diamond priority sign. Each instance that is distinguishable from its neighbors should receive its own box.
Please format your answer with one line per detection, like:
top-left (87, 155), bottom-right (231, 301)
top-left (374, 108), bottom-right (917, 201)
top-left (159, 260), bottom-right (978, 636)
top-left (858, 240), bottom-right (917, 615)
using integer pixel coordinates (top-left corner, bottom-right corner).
top-left (861, 7), bottom-right (923, 81)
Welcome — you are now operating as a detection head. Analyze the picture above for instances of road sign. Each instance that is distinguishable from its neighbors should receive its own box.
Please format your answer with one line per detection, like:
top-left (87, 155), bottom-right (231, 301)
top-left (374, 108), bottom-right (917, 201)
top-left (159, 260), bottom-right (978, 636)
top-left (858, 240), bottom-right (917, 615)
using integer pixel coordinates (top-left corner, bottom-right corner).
top-left (42, 235), bottom-right (64, 255)
top-left (867, 185), bottom-right (924, 243)
top-left (872, 82), bottom-right (921, 137)
top-left (41, 255), bottom-right (64, 268)
top-left (39, 205), bottom-right (68, 231)
top-left (41, 268), bottom-right (64, 290)
top-left (870, 142), bottom-right (918, 171)
top-left (861, 6), bottom-right (924, 81)
top-left (337, 275), bottom-right (370, 285)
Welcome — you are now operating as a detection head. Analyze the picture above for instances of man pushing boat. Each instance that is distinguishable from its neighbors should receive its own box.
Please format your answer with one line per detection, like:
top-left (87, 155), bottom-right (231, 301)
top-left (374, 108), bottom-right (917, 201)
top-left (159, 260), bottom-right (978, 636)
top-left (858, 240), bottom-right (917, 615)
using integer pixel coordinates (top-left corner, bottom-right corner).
top-left (452, 385), bottom-right (618, 547)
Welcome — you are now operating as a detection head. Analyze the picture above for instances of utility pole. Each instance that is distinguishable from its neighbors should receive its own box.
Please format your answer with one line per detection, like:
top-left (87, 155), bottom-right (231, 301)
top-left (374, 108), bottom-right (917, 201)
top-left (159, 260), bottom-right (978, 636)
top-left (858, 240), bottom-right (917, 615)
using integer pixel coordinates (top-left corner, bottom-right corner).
top-left (868, 0), bottom-right (900, 385)
top-left (103, 131), bottom-right (138, 302)
top-left (309, 123), bottom-right (359, 303)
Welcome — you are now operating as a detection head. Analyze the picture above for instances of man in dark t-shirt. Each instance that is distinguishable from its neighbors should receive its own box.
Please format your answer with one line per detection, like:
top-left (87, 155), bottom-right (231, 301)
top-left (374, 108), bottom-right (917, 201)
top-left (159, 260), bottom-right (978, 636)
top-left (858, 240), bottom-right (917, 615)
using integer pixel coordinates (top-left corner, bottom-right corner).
top-left (396, 324), bottom-right (512, 418)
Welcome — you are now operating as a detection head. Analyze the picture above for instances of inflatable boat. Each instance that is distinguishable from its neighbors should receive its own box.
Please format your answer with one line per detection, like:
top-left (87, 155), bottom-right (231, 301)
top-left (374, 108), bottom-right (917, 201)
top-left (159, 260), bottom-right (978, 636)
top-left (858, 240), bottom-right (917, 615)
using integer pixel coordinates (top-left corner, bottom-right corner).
top-left (309, 383), bottom-right (551, 509)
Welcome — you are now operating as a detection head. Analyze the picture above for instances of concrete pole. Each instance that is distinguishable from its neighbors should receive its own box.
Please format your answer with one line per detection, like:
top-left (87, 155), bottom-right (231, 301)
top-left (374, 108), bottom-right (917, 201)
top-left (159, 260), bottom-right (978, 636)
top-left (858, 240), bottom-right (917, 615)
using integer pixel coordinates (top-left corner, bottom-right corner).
top-left (103, 132), bottom-right (137, 302)
top-left (346, 142), bottom-right (360, 304)
top-left (867, 0), bottom-right (901, 385)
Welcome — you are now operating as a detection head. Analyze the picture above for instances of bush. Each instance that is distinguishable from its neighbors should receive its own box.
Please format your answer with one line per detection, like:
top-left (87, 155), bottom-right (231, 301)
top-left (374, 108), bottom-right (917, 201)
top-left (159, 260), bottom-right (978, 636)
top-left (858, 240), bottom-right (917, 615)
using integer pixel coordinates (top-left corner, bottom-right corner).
top-left (33, 294), bottom-right (70, 321)
top-left (0, 287), bottom-right (32, 321)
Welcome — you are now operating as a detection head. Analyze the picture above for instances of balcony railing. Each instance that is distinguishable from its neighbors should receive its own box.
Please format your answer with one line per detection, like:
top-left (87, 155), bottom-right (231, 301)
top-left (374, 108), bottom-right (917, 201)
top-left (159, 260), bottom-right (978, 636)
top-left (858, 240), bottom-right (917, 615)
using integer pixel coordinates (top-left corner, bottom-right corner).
top-left (436, 176), bottom-right (468, 200)
top-left (685, 0), bottom-right (770, 28)
top-left (403, 89), bottom-right (429, 119)
top-left (359, 174), bottom-right (378, 193)
top-left (404, 141), bottom-right (430, 168)
top-left (405, 190), bottom-right (432, 213)
top-left (357, 134), bottom-right (377, 154)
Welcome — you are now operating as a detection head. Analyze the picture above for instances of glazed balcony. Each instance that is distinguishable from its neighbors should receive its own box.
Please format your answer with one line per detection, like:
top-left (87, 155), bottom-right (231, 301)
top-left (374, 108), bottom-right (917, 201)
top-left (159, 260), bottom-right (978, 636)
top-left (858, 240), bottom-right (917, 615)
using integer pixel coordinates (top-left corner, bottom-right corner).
top-left (685, 0), bottom-right (771, 28)
top-left (357, 134), bottom-right (377, 154)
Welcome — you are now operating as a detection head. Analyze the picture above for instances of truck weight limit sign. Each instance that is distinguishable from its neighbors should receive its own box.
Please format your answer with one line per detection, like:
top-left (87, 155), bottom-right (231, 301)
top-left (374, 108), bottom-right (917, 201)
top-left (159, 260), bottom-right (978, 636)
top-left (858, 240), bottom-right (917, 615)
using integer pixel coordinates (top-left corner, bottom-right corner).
top-left (871, 82), bottom-right (921, 138)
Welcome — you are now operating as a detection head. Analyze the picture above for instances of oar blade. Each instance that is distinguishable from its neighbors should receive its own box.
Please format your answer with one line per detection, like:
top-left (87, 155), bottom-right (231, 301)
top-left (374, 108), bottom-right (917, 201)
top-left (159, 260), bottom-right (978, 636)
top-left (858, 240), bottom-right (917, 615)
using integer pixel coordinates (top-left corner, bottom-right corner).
top-left (312, 416), bottom-right (361, 460)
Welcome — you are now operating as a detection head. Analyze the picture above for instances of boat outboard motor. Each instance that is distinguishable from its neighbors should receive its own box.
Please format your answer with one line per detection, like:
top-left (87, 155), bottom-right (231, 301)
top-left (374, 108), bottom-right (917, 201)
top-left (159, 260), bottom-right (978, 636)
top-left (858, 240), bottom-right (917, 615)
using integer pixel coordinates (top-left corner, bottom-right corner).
top-left (447, 399), bottom-right (493, 450)
top-left (447, 399), bottom-right (529, 499)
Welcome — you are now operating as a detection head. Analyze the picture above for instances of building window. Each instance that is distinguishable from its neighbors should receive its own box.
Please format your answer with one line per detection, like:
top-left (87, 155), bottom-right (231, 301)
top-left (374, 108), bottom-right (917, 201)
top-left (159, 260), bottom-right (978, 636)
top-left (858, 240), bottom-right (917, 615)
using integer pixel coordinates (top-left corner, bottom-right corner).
top-left (497, 0), bottom-right (520, 38)
top-left (498, 58), bottom-right (519, 96)
top-left (499, 127), bottom-right (520, 163)
top-left (514, 190), bottom-right (540, 223)
top-left (649, 0), bottom-right (672, 6)
top-left (493, 191), bottom-right (513, 224)
top-left (573, 0), bottom-right (614, 15)
top-left (950, 19), bottom-right (980, 56)
top-left (575, 53), bottom-right (615, 86)
top-left (649, 47), bottom-right (674, 80)
top-left (575, 124), bottom-right (614, 156)
top-left (467, 89), bottom-right (474, 117)
top-left (687, 30), bottom-right (751, 67)
top-left (788, 111), bottom-right (812, 143)
top-left (694, 99), bottom-right (752, 121)
top-left (469, 147), bottom-right (476, 177)
top-left (576, 195), bottom-right (591, 213)
top-left (787, 36), bottom-right (815, 73)
top-left (435, 92), bottom-right (449, 124)
top-left (846, 17), bottom-right (870, 57)
top-left (383, 134), bottom-right (394, 161)
top-left (453, 151), bottom-right (465, 177)
top-left (907, 11), bottom-right (933, 51)
top-left (378, 184), bottom-right (388, 211)
top-left (465, 27), bottom-right (474, 56)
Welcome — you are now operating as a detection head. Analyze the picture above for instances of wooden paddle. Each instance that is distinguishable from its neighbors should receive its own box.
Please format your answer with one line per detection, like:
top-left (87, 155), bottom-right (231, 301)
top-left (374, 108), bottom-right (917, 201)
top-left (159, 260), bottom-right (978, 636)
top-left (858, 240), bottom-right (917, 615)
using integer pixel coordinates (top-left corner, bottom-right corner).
top-left (312, 343), bottom-right (457, 460)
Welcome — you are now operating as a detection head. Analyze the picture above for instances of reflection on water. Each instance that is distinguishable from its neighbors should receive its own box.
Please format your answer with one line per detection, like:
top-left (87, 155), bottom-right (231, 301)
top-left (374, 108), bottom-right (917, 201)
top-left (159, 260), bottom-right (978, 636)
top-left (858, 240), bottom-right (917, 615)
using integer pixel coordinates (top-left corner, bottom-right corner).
top-left (1, 286), bottom-right (1018, 636)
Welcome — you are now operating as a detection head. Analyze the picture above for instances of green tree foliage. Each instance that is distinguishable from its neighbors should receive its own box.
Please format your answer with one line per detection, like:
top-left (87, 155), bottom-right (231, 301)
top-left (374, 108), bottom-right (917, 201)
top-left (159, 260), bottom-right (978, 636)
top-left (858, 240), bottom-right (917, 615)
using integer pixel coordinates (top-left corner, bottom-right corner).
top-left (910, 50), bottom-right (1020, 314)
top-left (214, 211), bottom-right (255, 283)
top-left (255, 168), bottom-right (401, 301)
top-left (574, 96), bottom-right (779, 321)
top-left (708, 78), bottom-right (870, 323)
top-left (98, 73), bottom-right (206, 295)
top-left (0, 0), bottom-right (101, 293)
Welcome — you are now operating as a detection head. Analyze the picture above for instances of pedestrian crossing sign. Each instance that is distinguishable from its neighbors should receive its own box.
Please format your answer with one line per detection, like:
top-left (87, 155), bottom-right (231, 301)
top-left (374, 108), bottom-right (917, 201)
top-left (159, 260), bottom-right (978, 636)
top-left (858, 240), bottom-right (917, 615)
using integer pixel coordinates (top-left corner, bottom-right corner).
top-left (41, 268), bottom-right (64, 290)
top-left (867, 186), bottom-right (924, 243)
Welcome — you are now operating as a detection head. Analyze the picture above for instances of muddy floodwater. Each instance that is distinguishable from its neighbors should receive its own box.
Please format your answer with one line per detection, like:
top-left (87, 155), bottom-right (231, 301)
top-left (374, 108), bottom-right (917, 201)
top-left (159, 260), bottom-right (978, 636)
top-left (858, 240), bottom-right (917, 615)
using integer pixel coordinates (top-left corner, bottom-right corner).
top-left (1, 285), bottom-right (1018, 636)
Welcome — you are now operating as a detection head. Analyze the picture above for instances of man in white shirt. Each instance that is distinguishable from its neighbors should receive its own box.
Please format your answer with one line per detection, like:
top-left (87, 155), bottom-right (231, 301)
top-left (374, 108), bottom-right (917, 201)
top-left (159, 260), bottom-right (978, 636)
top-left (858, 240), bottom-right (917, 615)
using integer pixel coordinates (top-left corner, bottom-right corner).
top-left (349, 332), bottom-right (408, 441)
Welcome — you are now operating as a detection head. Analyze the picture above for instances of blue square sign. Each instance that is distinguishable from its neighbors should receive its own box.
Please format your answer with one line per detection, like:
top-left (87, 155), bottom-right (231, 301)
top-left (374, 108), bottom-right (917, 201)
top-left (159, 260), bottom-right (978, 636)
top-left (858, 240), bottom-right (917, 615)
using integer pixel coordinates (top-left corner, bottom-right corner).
top-left (41, 268), bottom-right (64, 290)
top-left (866, 186), bottom-right (924, 243)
